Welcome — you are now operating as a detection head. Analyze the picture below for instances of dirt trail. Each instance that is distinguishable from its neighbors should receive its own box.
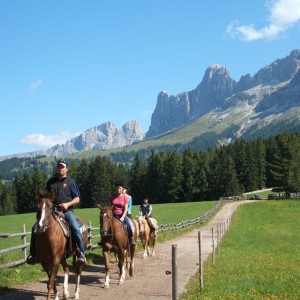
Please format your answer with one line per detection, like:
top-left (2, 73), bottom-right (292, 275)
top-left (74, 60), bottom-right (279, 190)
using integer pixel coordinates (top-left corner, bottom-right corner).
top-left (1, 201), bottom-right (254, 300)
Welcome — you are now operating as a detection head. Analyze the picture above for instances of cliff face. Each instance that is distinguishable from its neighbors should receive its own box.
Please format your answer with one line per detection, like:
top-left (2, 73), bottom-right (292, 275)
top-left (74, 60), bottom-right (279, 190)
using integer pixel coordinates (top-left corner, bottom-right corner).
top-left (146, 50), bottom-right (300, 139)
top-left (45, 120), bottom-right (144, 157)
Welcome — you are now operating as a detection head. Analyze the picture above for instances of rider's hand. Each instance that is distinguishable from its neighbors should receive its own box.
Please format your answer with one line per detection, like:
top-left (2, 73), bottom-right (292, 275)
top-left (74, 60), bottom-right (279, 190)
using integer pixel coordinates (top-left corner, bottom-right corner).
top-left (120, 216), bottom-right (125, 222)
top-left (59, 203), bottom-right (68, 211)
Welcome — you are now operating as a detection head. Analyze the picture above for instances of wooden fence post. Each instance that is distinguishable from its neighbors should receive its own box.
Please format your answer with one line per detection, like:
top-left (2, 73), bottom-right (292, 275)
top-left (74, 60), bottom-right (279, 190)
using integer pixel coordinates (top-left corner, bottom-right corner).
top-left (212, 227), bottom-right (215, 265)
top-left (172, 244), bottom-right (178, 300)
top-left (88, 221), bottom-right (92, 249)
top-left (21, 224), bottom-right (26, 260)
top-left (198, 231), bottom-right (203, 290)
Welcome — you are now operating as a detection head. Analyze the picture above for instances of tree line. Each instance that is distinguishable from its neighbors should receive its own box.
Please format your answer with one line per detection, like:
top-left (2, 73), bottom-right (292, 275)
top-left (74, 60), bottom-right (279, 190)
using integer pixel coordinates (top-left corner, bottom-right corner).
top-left (1, 132), bottom-right (300, 216)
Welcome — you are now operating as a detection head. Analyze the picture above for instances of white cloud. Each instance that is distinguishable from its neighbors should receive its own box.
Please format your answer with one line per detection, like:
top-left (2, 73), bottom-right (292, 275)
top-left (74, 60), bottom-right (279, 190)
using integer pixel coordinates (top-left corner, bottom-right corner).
top-left (141, 110), bottom-right (152, 117)
top-left (30, 79), bottom-right (43, 91)
top-left (227, 0), bottom-right (300, 41)
top-left (21, 129), bottom-right (80, 148)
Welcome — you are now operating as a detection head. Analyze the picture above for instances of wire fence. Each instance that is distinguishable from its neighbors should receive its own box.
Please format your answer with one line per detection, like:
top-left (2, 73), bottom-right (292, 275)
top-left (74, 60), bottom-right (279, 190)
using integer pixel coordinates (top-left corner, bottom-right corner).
top-left (0, 200), bottom-right (221, 268)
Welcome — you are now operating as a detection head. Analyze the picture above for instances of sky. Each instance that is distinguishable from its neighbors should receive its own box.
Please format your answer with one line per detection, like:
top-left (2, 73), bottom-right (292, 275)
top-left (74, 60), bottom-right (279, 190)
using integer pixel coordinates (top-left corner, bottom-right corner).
top-left (0, 0), bottom-right (300, 157)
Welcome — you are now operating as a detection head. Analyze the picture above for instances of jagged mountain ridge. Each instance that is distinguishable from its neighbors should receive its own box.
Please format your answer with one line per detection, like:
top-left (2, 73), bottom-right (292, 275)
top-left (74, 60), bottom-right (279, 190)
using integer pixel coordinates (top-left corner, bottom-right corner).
top-left (146, 49), bottom-right (300, 138)
top-left (0, 120), bottom-right (144, 161)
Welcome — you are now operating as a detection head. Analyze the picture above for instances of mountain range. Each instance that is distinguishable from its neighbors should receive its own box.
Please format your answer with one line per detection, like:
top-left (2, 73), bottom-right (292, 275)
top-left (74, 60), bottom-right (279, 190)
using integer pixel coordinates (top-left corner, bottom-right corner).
top-left (146, 49), bottom-right (300, 140)
top-left (1, 49), bottom-right (300, 161)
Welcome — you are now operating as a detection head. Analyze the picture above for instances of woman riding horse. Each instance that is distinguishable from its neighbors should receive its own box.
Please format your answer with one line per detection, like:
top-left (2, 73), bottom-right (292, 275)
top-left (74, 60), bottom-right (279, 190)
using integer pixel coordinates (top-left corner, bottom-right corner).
top-left (99, 204), bottom-right (138, 287)
top-left (109, 181), bottom-right (137, 245)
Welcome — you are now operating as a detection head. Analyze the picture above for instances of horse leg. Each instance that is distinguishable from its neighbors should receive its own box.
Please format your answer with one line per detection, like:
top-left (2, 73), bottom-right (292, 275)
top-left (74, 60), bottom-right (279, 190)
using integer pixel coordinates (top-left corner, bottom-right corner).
top-left (144, 235), bottom-right (149, 258)
top-left (61, 258), bottom-right (70, 299)
top-left (129, 244), bottom-right (136, 277)
top-left (117, 251), bottom-right (126, 285)
top-left (152, 236), bottom-right (156, 256)
top-left (74, 262), bottom-right (83, 300)
top-left (103, 251), bottom-right (110, 288)
top-left (47, 263), bottom-right (60, 300)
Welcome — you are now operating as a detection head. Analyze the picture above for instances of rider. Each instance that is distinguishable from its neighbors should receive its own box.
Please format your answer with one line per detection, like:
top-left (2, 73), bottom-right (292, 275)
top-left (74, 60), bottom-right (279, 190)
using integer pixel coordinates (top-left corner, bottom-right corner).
top-left (109, 181), bottom-right (137, 245)
top-left (123, 185), bottom-right (132, 218)
top-left (139, 196), bottom-right (158, 238)
top-left (26, 159), bottom-right (86, 265)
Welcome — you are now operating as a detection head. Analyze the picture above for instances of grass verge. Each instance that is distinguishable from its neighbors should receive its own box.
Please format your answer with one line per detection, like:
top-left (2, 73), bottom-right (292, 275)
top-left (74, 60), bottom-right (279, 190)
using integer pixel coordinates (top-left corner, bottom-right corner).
top-left (0, 200), bottom-right (219, 290)
top-left (181, 200), bottom-right (300, 300)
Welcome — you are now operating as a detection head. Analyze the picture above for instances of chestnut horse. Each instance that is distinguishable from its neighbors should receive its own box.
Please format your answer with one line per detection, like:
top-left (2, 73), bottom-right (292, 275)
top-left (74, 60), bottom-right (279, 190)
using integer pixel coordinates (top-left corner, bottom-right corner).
top-left (35, 189), bottom-right (88, 300)
top-left (98, 205), bottom-right (138, 288)
top-left (138, 215), bottom-right (157, 258)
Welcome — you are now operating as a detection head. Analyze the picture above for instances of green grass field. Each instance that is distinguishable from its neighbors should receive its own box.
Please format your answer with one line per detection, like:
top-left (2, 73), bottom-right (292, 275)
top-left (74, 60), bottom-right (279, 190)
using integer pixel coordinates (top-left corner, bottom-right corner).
top-left (0, 200), bottom-right (218, 290)
top-left (181, 200), bottom-right (300, 300)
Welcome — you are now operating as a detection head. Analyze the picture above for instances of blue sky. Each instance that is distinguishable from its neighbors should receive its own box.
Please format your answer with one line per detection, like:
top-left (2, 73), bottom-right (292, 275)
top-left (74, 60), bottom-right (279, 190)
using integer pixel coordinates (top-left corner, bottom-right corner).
top-left (1, 0), bottom-right (300, 156)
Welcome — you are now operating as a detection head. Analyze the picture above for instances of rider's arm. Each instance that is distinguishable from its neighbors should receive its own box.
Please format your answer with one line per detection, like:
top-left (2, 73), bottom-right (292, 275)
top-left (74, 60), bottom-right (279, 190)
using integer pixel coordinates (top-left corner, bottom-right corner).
top-left (60, 196), bottom-right (80, 211)
top-left (59, 181), bottom-right (80, 211)
top-left (138, 205), bottom-right (143, 215)
top-left (120, 203), bottom-right (128, 222)
top-left (147, 204), bottom-right (153, 217)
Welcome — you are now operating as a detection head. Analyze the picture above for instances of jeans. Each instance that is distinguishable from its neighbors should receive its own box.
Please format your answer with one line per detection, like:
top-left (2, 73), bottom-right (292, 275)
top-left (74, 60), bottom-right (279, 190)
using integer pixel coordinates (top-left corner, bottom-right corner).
top-left (114, 214), bottom-right (134, 236)
top-left (64, 210), bottom-right (85, 255)
top-left (29, 211), bottom-right (85, 256)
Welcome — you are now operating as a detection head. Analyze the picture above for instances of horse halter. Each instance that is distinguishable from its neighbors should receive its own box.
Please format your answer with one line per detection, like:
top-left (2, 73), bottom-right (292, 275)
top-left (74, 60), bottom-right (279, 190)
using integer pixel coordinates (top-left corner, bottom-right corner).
top-left (38, 198), bottom-right (55, 232)
top-left (138, 216), bottom-right (147, 234)
top-left (100, 210), bottom-right (114, 237)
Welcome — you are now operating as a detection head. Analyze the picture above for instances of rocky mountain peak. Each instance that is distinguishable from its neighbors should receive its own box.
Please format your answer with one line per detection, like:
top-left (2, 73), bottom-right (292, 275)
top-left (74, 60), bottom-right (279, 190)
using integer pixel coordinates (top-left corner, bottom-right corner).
top-left (146, 49), bottom-right (300, 139)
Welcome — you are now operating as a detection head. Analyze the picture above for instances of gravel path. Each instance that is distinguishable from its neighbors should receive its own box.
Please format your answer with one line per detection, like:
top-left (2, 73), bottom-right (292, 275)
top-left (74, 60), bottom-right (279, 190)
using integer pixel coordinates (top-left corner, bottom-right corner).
top-left (1, 201), bottom-right (254, 300)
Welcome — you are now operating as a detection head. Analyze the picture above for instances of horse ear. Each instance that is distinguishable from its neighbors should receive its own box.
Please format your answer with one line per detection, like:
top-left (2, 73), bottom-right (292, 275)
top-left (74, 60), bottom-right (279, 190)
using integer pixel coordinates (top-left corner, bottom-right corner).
top-left (36, 188), bottom-right (44, 200)
top-left (98, 204), bottom-right (103, 210)
top-left (47, 189), bottom-right (56, 202)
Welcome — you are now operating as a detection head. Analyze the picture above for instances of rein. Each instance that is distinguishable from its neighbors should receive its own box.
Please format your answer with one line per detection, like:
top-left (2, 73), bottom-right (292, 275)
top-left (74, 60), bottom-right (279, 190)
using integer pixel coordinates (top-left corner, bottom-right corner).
top-left (101, 214), bottom-right (124, 238)
top-left (39, 202), bottom-right (62, 232)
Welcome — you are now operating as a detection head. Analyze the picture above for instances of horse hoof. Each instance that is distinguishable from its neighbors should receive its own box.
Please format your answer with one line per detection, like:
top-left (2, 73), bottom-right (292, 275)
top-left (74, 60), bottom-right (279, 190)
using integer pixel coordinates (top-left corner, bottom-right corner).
top-left (74, 293), bottom-right (79, 300)
top-left (104, 284), bottom-right (109, 289)
top-left (63, 293), bottom-right (70, 300)
top-left (118, 280), bottom-right (124, 285)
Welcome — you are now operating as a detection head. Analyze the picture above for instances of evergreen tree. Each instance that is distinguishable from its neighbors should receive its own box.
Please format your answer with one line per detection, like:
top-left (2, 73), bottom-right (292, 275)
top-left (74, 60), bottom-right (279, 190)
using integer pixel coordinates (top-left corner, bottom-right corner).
top-left (162, 151), bottom-right (183, 203)
top-left (145, 150), bottom-right (164, 203)
top-left (181, 149), bottom-right (199, 202)
top-left (75, 158), bottom-right (91, 208)
top-left (88, 156), bottom-right (114, 207)
top-left (129, 153), bottom-right (147, 204)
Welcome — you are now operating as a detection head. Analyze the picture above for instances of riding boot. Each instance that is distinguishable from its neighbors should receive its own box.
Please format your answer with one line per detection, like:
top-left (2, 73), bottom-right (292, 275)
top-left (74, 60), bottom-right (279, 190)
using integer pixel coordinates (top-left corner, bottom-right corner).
top-left (131, 236), bottom-right (137, 246)
top-left (27, 224), bottom-right (38, 265)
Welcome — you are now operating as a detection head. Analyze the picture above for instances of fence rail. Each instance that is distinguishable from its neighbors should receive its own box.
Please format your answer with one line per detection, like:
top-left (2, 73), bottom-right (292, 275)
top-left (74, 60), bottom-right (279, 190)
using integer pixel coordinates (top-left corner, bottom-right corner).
top-left (0, 201), bottom-right (221, 268)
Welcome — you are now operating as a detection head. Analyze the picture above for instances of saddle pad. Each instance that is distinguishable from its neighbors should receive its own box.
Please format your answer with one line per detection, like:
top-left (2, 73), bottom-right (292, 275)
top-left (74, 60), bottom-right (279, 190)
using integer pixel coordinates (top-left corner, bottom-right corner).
top-left (76, 217), bottom-right (88, 234)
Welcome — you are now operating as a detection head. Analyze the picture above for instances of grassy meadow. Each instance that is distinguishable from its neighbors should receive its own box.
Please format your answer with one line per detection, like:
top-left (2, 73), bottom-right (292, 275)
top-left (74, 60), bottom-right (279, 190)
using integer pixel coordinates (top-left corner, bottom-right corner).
top-left (181, 200), bottom-right (300, 300)
top-left (0, 200), bottom-right (218, 290)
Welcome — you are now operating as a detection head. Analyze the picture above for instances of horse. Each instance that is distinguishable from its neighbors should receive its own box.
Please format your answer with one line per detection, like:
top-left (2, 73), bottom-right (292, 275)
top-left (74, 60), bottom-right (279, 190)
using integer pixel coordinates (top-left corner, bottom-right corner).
top-left (35, 189), bottom-right (88, 300)
top-left (138, 215), bottom-right (157, 258)
top-left (98, 205), bottom-right (138, 288)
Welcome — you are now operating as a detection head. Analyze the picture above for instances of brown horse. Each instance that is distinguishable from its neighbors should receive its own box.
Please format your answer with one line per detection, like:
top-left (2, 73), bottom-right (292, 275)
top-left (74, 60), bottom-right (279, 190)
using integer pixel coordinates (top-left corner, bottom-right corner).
top-left (35, 189), bottom-right (88, 300)
top-left (98, 205), bottom-right (138, 288)
top-left (138, 215), bottom-right (157, 258)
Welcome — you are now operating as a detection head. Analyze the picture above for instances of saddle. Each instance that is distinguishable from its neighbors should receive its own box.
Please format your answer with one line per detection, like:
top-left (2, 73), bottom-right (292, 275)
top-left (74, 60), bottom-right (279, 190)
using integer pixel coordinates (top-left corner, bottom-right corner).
top-left (53, 210), bottom-right (87, 257)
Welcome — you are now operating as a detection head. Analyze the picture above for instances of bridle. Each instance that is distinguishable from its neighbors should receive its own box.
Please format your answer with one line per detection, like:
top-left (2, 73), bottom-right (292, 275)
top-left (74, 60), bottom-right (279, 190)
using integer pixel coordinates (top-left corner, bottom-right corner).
top-left (100, 209), bottom-right (123, 238)
top-left (38, 198), bottom-right (60, 232)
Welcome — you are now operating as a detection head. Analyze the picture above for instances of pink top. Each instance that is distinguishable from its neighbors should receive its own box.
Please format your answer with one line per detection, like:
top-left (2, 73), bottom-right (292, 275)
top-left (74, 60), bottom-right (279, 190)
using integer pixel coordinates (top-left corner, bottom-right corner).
top-left (109, 194), bottom-right (129, 215)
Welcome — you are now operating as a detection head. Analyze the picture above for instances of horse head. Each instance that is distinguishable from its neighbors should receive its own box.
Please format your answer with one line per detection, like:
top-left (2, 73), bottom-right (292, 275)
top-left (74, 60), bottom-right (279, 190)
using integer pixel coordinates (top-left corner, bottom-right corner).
top-left (138, 215), bottom-right (147, 234)
top-left (36, 188), bottom-right (56, 232)
top-left (98, 204), bottom-right (114, 237)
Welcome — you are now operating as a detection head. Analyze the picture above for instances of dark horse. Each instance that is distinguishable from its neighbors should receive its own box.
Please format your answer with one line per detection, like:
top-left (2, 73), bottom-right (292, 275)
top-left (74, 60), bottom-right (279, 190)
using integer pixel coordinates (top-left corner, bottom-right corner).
top-left (98, 205), bottom-right (138, 288)
top-left (36, 189), bottom-right (88, 300)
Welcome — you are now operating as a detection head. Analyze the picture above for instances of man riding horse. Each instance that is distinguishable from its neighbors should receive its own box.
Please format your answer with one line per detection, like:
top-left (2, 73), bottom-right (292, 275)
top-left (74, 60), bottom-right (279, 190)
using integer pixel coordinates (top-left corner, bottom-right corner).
top-left (139, 196), bottom-right (158, 238)
top-left (27, 159), bottom-right (86, 265)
